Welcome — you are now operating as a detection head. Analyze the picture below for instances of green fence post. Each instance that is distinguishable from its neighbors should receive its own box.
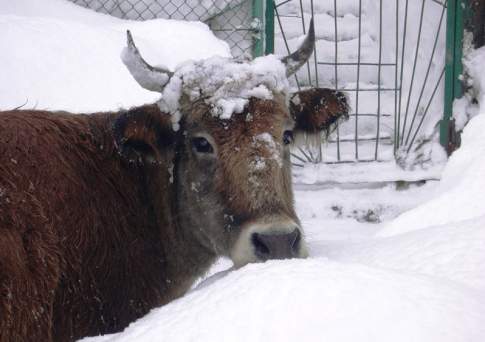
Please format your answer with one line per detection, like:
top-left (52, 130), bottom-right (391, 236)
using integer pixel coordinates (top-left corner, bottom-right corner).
top-left (453, 1), bottom-right (464, 100)
top-left (441, 0), bottom-right (465, 152)
top-left (441, 0), bottom-right (457, 148)
top-left (252, 0), bottom-right (265, 57)
top-left (265, 0), bottom-right (275, 54)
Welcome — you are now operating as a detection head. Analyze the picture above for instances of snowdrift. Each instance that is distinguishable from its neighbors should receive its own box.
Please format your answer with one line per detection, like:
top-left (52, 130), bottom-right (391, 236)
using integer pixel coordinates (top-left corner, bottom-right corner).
top-left (82, 258), bottom-right (485, 342)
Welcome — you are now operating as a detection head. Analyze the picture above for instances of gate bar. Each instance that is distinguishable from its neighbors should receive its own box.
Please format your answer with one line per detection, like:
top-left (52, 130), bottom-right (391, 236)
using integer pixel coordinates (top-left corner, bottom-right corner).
top-left (404, 1), bottom-right (447, 146)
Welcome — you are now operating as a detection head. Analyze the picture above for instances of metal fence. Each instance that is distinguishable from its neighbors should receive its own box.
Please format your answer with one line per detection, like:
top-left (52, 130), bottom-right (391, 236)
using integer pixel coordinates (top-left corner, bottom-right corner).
top-left (275, 0), bottom-right (452, 165)
top-left (70, 0), bottom-right (270, 59)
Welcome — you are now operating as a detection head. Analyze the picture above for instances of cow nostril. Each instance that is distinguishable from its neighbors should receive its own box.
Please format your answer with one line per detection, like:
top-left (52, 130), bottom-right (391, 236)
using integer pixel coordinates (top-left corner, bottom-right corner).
top-left (290, 229), bottom-right (301, 255)
top-left (251, 233), bottom-right (271, 259)
top-left (251, 229), bottom-right (302, 261)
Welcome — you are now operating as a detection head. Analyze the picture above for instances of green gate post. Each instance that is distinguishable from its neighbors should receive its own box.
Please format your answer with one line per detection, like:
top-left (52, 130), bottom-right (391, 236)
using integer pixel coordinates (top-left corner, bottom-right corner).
top-left (441, 0), bottom-right (468, 153)
top-left (252, 0), bottom-right (265, 57)
top-left (265, 0), bottom-right (275, 55)
top-left (252, 0), bottom-right (275, 57)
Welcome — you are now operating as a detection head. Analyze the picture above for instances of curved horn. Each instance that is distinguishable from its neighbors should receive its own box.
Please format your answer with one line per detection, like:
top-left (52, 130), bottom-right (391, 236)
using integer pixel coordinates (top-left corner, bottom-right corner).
top-left (121, 30), bottom-right (173, 93)
top-left (281, 18), bottom-right (315, 77)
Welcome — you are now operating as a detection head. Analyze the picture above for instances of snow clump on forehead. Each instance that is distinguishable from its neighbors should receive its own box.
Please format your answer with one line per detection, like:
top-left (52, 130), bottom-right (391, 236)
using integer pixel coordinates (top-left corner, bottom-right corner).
top-left (157, 54), bottom-right (290, 130)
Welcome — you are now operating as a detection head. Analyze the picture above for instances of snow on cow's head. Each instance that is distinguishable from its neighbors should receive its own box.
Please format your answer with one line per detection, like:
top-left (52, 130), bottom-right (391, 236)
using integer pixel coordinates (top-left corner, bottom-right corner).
top-left (121, 19), bottom-right (315, 130)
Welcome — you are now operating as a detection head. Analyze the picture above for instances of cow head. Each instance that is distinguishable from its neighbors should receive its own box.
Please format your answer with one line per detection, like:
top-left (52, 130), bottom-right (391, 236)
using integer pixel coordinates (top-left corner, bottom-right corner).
top-left (116, 21), bottom-right (348, 268)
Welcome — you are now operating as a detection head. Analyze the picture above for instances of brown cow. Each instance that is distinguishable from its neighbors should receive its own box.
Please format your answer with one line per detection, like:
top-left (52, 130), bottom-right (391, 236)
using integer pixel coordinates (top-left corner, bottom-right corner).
top-left (0, 21), bottom-right (348, 341)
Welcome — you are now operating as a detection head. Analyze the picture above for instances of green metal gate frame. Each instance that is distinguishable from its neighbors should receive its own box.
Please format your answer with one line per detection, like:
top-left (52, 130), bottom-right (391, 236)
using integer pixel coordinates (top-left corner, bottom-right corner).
top-left (261, 0), bottom-right (472, 160)
top-left (441, 0), bottom-right (466, 153)
top-left (252, 0), bottom-right (275, 57)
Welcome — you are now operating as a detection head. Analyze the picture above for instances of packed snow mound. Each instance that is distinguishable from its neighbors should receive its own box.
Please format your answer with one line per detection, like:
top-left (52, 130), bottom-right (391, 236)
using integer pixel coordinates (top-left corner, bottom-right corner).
top-left (149, 54), bottom-right (289, 128)
top-left (0, 0), bottom-right (230, 112)
top-left (315, 216), bottom-right (485, 290)
top-left (464, 46), bottom-right (485, 106)
top-left (81, 258), bottom-right (485, 342)
top-left (378, 114), bottom-right (485, 237)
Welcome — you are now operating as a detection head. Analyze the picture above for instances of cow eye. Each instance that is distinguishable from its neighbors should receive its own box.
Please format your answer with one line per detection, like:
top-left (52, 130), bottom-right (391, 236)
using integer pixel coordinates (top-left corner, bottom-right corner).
top-left (191, 137), bottom-right (214, 154)
top-left (283, 130), bottom-right (294, 145)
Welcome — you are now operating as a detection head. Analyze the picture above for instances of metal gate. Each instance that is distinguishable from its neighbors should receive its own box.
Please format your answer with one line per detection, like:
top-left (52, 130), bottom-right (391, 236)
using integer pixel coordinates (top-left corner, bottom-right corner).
top-left (274, 0), bottom-right (459, 166)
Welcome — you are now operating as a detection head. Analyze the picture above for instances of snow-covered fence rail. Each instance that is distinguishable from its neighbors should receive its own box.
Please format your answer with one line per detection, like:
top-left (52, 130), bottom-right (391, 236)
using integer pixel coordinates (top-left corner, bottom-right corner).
top-left (69, 0), bottom-right (267, 59)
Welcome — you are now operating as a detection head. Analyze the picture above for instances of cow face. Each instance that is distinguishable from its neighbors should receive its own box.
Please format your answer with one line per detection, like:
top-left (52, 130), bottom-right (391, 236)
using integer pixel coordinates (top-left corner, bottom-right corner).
top-left (176, 95), bottom-right (300, 267)
top-left (117, 22), bottom-right (348, 268)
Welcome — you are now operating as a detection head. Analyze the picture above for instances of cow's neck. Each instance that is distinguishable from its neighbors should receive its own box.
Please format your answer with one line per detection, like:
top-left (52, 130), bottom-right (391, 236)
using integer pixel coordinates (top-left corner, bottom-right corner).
top-left (131, 129), bottom-right (217, 303)
top-left (89, 110), bottom-right (217, 303)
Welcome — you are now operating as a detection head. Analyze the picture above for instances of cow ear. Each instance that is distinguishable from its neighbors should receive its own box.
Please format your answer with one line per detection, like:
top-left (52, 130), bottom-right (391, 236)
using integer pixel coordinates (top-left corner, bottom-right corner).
top-left (113, 104), bottom-right (175, 164)
top-left (290, 88), bottom-right (349, 139)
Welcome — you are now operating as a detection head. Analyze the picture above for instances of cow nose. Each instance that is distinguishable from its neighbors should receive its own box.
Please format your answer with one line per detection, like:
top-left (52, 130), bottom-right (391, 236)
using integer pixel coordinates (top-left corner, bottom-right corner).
top-left (251, 229), bottom-right (301, 261)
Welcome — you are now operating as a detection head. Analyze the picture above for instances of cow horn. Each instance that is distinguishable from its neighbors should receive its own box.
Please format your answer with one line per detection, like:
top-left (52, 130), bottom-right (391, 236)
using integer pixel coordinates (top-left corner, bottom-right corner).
top-left (281, 18), bottom-right (315, 77)
top-left (121, 30), bottom-right (173, 93)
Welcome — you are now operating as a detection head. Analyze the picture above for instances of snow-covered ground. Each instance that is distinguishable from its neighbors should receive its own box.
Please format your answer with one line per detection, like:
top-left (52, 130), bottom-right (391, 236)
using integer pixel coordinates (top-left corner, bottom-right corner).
top-left (0, 0), bottom-right (230, 112)
top-left (2, 0), bottom-right (485, 341)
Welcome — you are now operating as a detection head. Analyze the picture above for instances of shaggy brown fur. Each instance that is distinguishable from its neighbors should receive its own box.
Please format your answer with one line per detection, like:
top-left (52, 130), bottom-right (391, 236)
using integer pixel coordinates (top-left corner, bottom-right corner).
top-left (0, 107), bottom-right (213, 341)
top-left (0, 88), bottom-right (348, 342)
top-left (290, 88), bottom-right (349, 134)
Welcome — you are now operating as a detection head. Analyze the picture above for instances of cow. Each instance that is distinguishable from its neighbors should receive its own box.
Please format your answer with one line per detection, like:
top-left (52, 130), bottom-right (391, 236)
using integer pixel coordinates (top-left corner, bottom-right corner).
top-left (0, 20), bottom-right (348, 342)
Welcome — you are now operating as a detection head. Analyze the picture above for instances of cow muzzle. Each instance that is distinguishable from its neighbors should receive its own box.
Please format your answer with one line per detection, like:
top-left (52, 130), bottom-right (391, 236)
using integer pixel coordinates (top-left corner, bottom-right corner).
top-left (251, 229), bottom-right (301, 260)
top-left (230, 218), bottom-right (308, 268)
